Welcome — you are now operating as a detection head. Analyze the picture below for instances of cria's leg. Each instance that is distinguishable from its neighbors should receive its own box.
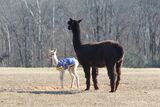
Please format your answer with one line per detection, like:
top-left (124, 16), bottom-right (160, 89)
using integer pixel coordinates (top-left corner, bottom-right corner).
top-left (71, 66), bottom-right (79, 88)
top-left (83, 66), bottom-right (90, 91)
top-left (70, 73), bottom-right (75, 88)
top-left (73, 70), bottom-right (79, 88)
top-left (73, 61), bottom-right (79, 88)
top-left (115, 60), bottom-right (122, 91)
top-left (107, 64), bottom-right (117, 92)
top-left (74, 72), bottom-right (79, 88)
top-left (92, 67), bottom-right (99, 90)
top-left (59, 70), bottom-right (65, 88)
top-left (69, 67), bottom-right (75, 88)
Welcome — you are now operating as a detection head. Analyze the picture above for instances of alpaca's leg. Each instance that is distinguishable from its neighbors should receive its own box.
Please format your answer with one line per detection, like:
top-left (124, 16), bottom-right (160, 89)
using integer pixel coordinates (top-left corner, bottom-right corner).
top-left (83, 66), bottom-right (90, 91)
top-left (59, 71), bottom-right (65, 88)
top-left (107, 64), bottom-right (117, 92)
top-left (115, 60), bottom-right (122, 91)
top-left (92, 67), bottom-right (99, 90)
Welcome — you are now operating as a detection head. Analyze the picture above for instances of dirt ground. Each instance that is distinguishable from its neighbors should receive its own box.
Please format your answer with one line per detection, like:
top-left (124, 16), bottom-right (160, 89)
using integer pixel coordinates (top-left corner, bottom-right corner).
top-left (0, 67), bottom-right (160, 107)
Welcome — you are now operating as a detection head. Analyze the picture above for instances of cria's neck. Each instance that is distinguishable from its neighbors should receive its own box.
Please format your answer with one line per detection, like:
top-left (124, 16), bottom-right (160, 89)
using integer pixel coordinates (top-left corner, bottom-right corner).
top-left (52, 55), bottom-right (58, 66)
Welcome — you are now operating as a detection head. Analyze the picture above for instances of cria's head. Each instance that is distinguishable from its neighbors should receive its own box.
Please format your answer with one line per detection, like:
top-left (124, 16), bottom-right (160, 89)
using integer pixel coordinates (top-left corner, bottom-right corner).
top-left (49, 49), bottom-right (57, 57)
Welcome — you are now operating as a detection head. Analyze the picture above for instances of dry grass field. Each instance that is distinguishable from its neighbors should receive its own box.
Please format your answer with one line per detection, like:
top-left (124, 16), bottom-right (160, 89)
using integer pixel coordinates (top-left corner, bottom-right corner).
top-left (0, 67), bottom-right (160, 107)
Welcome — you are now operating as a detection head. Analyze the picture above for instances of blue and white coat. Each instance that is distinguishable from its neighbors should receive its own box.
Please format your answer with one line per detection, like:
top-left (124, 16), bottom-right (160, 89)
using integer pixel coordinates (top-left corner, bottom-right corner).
top-left (56, 57), bottom-right (76, 71)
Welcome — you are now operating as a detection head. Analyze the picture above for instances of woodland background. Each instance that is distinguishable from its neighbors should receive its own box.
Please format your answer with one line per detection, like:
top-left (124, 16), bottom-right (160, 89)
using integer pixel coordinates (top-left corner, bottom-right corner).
top-left (0, 0), bottom-right (160, 67)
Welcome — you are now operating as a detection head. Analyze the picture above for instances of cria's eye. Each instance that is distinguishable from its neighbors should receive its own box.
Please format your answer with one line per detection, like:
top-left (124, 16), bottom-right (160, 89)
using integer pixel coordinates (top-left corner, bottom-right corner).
top-left (50, 52), bottom-right (54, 56)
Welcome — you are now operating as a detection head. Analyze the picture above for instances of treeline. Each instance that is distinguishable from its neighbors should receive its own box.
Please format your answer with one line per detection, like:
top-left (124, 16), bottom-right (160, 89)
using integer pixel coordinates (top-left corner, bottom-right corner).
top-left (0, 0), bottom-right (160, 67)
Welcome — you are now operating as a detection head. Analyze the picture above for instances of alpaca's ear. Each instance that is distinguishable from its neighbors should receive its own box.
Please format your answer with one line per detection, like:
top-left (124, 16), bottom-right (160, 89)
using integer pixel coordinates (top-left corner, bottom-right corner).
top-left (69, 18), bottom-right (73, 21)
top-left (78, 19), bottom-right (83, 23)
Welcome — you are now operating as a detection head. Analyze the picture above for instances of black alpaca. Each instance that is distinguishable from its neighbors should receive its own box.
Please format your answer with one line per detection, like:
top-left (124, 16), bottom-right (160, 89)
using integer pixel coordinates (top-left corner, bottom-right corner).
top-left (67, 18), bottom-right (124, 92)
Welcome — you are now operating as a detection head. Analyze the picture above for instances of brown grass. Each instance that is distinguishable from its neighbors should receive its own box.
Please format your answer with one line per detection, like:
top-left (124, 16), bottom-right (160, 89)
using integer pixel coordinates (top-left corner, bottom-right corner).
top-left (0, 67), bottom-right (160, 107)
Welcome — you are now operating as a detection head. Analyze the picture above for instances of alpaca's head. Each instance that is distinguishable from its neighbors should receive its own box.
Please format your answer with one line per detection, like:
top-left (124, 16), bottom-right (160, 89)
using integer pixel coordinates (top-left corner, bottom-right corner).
top-left (67, 18), bottom-right (82, 30)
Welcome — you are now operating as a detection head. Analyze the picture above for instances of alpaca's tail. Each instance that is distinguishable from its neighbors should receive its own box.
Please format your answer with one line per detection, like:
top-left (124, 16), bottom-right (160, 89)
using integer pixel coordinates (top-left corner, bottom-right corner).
top-left (116, 44), bottom-right (124, 63)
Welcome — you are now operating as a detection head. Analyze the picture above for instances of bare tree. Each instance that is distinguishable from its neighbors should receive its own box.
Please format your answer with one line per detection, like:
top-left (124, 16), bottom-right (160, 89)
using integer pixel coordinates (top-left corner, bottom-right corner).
top-left (0, 0), bottom-right (160, 67)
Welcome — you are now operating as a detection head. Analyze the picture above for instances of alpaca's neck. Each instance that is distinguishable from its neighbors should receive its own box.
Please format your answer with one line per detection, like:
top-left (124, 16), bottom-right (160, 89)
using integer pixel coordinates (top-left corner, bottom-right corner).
top-left (51, 55), bottom-right (58, 66)
top-left (72, 26), bottom-right (82, 51)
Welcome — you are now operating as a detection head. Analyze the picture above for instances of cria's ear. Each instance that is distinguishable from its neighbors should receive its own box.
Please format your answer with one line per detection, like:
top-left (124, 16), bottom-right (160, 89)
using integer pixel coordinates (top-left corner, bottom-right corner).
top-left (78, 19), bottom-right (83, 23)
top-left (49, 49), bottom-right (52, 52)
top-left (54, 49), bottom-right (57, 52)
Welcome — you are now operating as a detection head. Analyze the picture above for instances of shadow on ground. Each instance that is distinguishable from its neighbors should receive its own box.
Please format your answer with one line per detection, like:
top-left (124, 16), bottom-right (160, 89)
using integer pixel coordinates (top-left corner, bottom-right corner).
top-left (17, 90), bottom-right (83, 95)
